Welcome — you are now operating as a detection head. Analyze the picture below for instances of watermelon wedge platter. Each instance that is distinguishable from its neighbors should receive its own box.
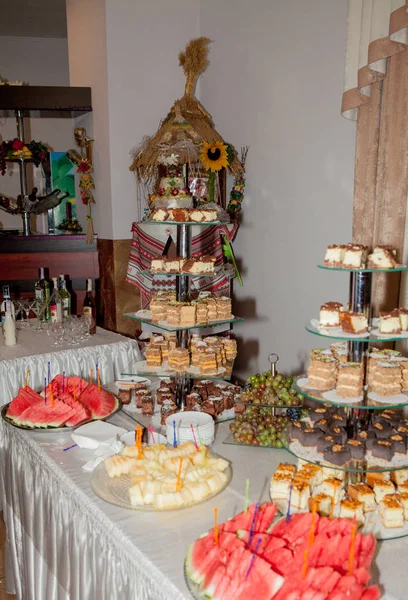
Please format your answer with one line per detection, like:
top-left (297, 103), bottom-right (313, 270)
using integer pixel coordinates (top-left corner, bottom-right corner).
top-left (2, 375), bottom-right (121, 430)
top-left (185, 502), bottom-right (381, 600)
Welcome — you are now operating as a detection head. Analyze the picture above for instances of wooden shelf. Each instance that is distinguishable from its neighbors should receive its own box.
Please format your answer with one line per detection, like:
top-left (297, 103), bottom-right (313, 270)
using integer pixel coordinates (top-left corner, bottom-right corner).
top-left (0, 86), bottom-right (92, 113)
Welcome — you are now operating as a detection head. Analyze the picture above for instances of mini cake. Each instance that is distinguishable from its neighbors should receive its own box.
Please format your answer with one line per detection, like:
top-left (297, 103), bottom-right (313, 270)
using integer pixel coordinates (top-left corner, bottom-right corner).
top-left (379, 310), bottom-right (401, 335)
top-left (151, 207), bottom-right (168, 221)
top-left (180, 303), bottom-right (196, 326)
top-left (117, 388), bottom-right (132, 405)
top-left (135, 388), bottom-right (150, 409)
top-left (150, 298), bottom-right (168, 322)
top-left (194, 301), bottom-right (208, 324)
top-left (216, 296), bottom-right (233, 320)
top-left (339, 499), bottom-right (365, 527)
top-left (168, 348), bottom-right (190, 371)
top-left (151, 256), bottom-right (165, 271)
top-left (270, 472), bottom-right (293, 501)
top-left (141, 394), bottom-right (154, 415)
top-left (276, 463), bottom-right (297, 477)
top-left (300, 428), bottom-right (323, 448)
top-left (185, 392), bottom-right (202, 411)
top-left (319, 302), bottom-right (343, 328)
top-left (156, 387), bottom-right (174, 405)
top-left (223, 338), bottom-right (238, 363)
top-left (390, 434), bottom-right (406, 455)
top-left (182, 256), bottom-right (216, 274)
top-left (339, 311), bottom-right (368, 335)
top-left (206, 297), bottom-right (218, 321)
top-left (323, 444), bottom-right (351, 466)
top-left (370, 362), bottom-right (401, 397)
top-left (378, 496), bottom-right (404, 528)
top-left (330, 341), bottom-right (348, 362)
top-left (317, 434), bottom-right (339, 453)
top-left (308, 493), bottom-right (332, 516)
top-left (145, 345), bottom-right (162, 367)
top-left (371, 439), bottom-right (395, 462)
top-left (320, 478), bottom-right (344, 503)
top-left (163, 257), bottom-right (183, 273)
top-left (365, 471), bottom-right (391, 487)
top-left (309, 407), bottom-right (331, 422)
top-left (342, 244), bottom-right (368, 269)
top-left (346, 439), bottom-right (365, 460)
top-left (307, 355), bottom-right (338, 391)
top-left (166, 302), bottom-right (182, 326)
top-left (399, 308), bottom-right (408, 331)
top-left (348, 484), bottom-right (376, 513)
top-left (373, 480), bottom-right (395, 503)
top-left (168, 208), bottom-right (189, 222)
top-left (160, 399), bottom-right (177, 425)
top-left (290, 481), bottom-right (310, 510)
top-left (324, 245), bottom-right (346, 267)
top-left (397, 492), bottom-right (408, 520)
top-left (367, 246), bottom-right (397, 269)
top-left (199, 350), bottom-right (218, 375)
top-left (391, 469), bottom-right (408, 487)
top-left (336, 362), bottom-right (364, 398)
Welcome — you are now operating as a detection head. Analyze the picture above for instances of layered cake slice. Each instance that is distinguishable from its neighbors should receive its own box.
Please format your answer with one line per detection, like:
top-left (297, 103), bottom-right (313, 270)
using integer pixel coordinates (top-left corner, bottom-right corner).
top-left (151, 256), bottom-right (165, 271)
top-left (399, 308), bottom-right (408, 331)
top-left (319, 302), bottom-right (343, 328)
top-left (373, 480), bottom-right (395, 503)
top-left (151, 208), bottom-right (168, 221)
top-left (150, 298), bottom-right (168, 322)
top-left (223, 338), bottom-right (238, 363)
top-left (379, 310), bottom-right (401, 335)
top-left (308, 493), bottom-right (332, 517)
top-left (348, 484), bottom-right (376, 512)
top-left (145, 345), bottom-right (162, 367)
top-left (367, 246), bottom-right (397, 269)
top-left (206, 297), bottom-right (218, 320)
top-left (342, 244), bottom-right (368, 269)
top-left (180, 303), bottom-right (196, 326)
top-left (195, 301), bottom-right (208, 324)
top-left (320, 478), bottom-right (344, 503)
top-left (166, 301), bottom-right (182, 326)
top-left (336, 362), bottom-right (363, 398)
top-left (270, 471), bottom-right (293, 501)
top-left (168, 348), bottom-right (190, 371)
top-left (199, 349), bottom-right (218, 375)
top-left (307, 354), bottom-right (338, 391)
top-left (330, 341), bottom-right (348, 363)
top-left (324, 244), bottom-right (346, 267)
top-left (216, 296), bottom-right (232, 320)
top-left (370, 362), bottom-right (402, 396)
top-left (181, 256), bottom-right (216, 274)
top-left (339, 311), bottom-right (368, 335)
top-left (378, 496), bottom-right (404, 528)
top-left (163, 257), bottom-right (183, 273)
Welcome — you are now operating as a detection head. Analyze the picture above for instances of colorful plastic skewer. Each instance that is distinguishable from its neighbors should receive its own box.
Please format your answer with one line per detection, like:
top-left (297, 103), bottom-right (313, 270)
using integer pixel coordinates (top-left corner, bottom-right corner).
top-left (44, 377), bottom-right (47, 405)
top-left (148, 426), bottom-right (155, 444)
top-left (286, 484), bottom-right (293, 523)
top-left (214, 507), bottom-right (219, 546)
top-left (176, 458), bottom-right (183, 492)
top-left (190, 424), bottom-right (199, 450)
top-left (244, 479), bottom-right (250, 513)
top-left (348, 517), bottom-right (357, 576)
top-left (48, 361), bottom-right (51, 385)
top-left (63, 444), bottom-right (77, 452)
top-left (173, 420), bottom-right (177, 448)
top-left (245, 536), bottom-right (263, 580)
top-left (248, 503), bottom-right (259, 547)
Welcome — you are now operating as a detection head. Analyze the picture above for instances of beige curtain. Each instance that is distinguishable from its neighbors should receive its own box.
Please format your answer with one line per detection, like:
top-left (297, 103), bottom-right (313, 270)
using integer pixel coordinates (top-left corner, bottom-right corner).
top-left (342, 0), bottom-right (408, 312)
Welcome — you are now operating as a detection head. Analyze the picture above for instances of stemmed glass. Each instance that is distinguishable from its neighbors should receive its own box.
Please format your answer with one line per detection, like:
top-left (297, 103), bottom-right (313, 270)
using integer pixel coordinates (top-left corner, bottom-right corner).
top-left (47, 322), bottom-right (65, 346)
top-left (31, 299), bottom-right (49, 331)
top-left (12, 300), bottom-right (23, 328)
top-left (64, 317), bottom-right (79, 346)
top-left (21, 298), bottom-right (36, 326)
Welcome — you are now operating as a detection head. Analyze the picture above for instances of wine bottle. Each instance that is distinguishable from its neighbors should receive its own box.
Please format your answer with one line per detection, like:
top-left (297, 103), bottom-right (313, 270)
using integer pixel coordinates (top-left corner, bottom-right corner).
top-left (3, 300), bottom-right (16, 346)
top-left (1, 285), bottom-right (14, 324)
top-left (49, 277), bottom-right (62, 323)
top-left (59, 279), bottom-right (71, 321)
top-left (83, 278), bottom-right (96, 334)
top-left (34, 267), bottom-right (51, 321)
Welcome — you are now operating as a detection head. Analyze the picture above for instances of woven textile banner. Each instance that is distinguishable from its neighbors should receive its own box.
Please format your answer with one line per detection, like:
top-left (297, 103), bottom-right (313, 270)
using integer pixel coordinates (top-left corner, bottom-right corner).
top-left (126, 222), bottom-right (238, 308)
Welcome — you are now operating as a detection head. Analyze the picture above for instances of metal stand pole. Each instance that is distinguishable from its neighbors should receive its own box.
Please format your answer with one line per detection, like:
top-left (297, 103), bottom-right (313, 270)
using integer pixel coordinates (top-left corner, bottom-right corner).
top-left (175, 223), bottom-right (191, 410)
top-left (15, 109), bottom-right (31, 236)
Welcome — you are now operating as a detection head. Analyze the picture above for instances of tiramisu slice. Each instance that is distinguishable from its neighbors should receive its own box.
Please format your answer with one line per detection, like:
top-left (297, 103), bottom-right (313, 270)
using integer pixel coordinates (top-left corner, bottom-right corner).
top-left (151, 256), bottom-right (165, 271)
top-left (168, 208), bottom-right (189, 222)
top-left (348, 484), bottom-right (376, 513)
top-left (319, 302), bottom-right (343, 328)
top-left (307, 354), bottom-right (338, 391)
top-left (399, 308), bottom-right (408, 331)
top-left (181, 256), bottom-right (216, 274)
top-left (379, 310), bottom-right (401, 335)
top-left (367, 246), bottom-right (397, 269)
top-left (336, 362), bottom-right (363, 398)
top-left (370, 362), bottom-right (402, 397)
top-left (339, 499), bottom-right (365, 527)
top-left (151, 208), bottom-right (168, 221)
top-left (378, 496), bottom-right (404, 528)
top-left (343, 244), bottom-right (368, 269)
top-left (163, 257), bottom-right (182, 273)
top-left (324, 245), bottom-right (346, 267)
top-left (339, 311), bottom-right (368, 335)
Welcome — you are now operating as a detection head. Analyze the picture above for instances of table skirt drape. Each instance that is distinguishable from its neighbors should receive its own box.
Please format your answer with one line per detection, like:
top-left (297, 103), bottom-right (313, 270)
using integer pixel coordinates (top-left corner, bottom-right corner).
top-left (2, 422), bottom-right (187, 600)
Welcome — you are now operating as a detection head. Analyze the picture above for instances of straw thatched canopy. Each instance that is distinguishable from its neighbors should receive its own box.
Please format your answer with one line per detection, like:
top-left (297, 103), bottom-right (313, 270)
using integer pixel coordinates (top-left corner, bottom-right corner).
top-left (130, 38), bottom-right (243, 182)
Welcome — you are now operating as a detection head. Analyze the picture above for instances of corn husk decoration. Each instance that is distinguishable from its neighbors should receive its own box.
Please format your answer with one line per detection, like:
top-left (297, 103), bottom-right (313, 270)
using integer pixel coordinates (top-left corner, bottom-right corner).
top-left (129, 38), bottom-right (243, 183)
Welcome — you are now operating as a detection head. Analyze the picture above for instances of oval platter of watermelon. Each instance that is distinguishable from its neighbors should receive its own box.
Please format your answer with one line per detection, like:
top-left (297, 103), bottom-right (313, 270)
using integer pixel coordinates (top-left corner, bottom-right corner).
top-left (184, 502), bottom-right (381, 600)
top-left (2, 374), bottom-right (122, 431)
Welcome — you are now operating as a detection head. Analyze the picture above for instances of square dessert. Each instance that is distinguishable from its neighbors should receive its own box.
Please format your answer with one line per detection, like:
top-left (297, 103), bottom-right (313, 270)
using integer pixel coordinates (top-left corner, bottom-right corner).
top-left (379, 310), bottom-right (401, 335)
top-left (308, 493), bottom-right (332, 517)
top-left (342, 244), bottom-right (368, 269)
top-left (151, 256), bottom-right (165, 271)
top-left (399, 308), bottom-right (408, 331)
top-left (339, 311), bottom-right (368, 335)
top-left (324, 245), bottom-right (346, 267)
top-left (348, 484), bottom-right (376, 512)
top-left (373, 480), bottom-right (395, 503)
top-left (339, 499), bottom-right (365, 527)
top-left (378, 496), bottom-right (404, 528)
top-left (367, 247), bottom-right (397, 269)
top-left (319, 302), bottom-right (343, 328)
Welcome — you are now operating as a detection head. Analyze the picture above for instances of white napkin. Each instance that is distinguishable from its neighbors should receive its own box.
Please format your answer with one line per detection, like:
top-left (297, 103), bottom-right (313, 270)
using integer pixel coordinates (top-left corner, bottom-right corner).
top-left (82, 439), bottom-right (124, 472)
top-left (71, 421), bottom-right (127, 449)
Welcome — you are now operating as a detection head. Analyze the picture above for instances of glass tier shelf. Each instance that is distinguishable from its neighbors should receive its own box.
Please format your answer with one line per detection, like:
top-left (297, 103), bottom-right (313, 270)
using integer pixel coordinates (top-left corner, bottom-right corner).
top-left (318, 264), bottom-right (407, 273)
top-left (280, 426), bottom-right (408, 473)
top-left (142, 220), bottom-right (228, 226)
top-left (294, 375), bottom-right (408, 410)
top-left (306, 320), bottom-right (408, 343)
top-left (122, 360), bottom-right (233, 382)
top-left (124, 311), bottom-right (244, 331)
top-left (122, 405), bottom-right (236, 428)
top-left (139, 268), bottom-right (225, 277)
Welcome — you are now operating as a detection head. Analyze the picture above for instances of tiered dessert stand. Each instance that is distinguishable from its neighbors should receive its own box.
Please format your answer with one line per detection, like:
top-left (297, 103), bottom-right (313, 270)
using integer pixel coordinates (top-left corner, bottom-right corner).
top-left (123, 200), bottom-right (243, 411)
top-left (288, 261), bottom-right (408, 540)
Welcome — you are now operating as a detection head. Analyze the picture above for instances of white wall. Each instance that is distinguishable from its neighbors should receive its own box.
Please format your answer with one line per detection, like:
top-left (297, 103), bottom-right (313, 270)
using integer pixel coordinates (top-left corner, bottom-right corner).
top-left (0, 36), bottom-right (73, 231)
top-left (199, 0), bottom-right (356, 375)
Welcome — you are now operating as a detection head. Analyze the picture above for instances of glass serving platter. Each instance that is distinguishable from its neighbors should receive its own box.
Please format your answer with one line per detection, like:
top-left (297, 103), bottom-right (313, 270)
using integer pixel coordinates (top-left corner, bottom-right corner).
top-left (91, 454), bottom-right (232, 512)
top-left (1, 398), bottom-right (123, 432)
top-left (124, 311), bottom-right (244, 331)
top-left (294, 375), bottom-right (408, 410)
top-left (318, 264), bottom-right (407, 273)
top-left (122, 360), bottom-right (233, 382)
top-left (279, 426), bottom-right (408, 473)
top-left (139, 269), bottom-right (223, 277)
top-left (142, 220), bottom-right (228, 226)
top-left (306, 320), bottom-right (408, 343)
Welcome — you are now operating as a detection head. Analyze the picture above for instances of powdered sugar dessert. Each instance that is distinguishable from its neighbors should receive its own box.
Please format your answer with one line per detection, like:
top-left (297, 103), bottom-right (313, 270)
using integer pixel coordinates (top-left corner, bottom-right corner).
top-left (319, 302), bottom-right (343, 327)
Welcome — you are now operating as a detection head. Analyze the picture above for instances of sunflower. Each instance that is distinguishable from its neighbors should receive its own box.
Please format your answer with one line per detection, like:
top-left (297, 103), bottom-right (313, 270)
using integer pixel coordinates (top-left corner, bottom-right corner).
top-left (200, 141), bottom-right (229, 172)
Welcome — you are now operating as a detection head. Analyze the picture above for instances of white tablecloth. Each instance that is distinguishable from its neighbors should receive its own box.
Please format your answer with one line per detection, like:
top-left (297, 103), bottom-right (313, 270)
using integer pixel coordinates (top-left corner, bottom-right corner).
top-left (1, 408), bottom-right (407, 600)
top-left (0, 326), bottom-right (141, 404)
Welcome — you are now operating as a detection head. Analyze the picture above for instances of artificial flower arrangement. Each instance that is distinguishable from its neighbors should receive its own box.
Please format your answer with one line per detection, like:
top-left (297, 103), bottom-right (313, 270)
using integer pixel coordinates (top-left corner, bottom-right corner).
top-left (56, 218), bottom-right (82, 233)
top-left (0, 138), bottom-right (49, 176)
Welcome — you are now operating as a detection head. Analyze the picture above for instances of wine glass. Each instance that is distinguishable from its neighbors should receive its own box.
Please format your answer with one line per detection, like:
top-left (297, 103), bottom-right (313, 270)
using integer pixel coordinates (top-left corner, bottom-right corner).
top-left (21, 298), bottom-right (36, 326)
top-left (48, 322), bottom-right (65, 347)
top-left (12, 300), bottom-right (23, 328)
top-left (76, 316), bottom-right (90, 341)
top-left (32, 299), bottom-right (49, 331)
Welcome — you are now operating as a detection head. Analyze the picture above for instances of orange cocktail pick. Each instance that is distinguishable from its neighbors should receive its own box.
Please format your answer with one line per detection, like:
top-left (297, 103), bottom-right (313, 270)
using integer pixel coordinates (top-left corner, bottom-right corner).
top-left (214, 507), bottom-right (219, 546)
top-left (176, 458), bottom-right (183, 492)
top-left (348, 517), bottom-right (358, 575)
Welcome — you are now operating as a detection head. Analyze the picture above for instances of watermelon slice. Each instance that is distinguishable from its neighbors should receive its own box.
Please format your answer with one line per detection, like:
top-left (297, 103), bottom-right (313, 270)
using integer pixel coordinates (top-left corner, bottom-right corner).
top-left (222, 504), bottom-right (259, 533)
top-left (361, 587), bottom-right (381, 600)
top-left (58, 392), bottom-right (92, 427)
top-left (79, 384), bottom-right (118, 419)
top-left (186, 535), bottom-right (217, 584)
top-left (236, 531), bottom-right (270, 553)
top-left (17, 400), bottom-right (76, 428)
top-left (6, 387), bottom-right (42, 421)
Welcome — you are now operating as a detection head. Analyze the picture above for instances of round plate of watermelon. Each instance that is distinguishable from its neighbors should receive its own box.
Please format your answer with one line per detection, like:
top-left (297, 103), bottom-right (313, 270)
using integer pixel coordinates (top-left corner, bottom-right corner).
top-left (2, 374), bottom-right (122, 431)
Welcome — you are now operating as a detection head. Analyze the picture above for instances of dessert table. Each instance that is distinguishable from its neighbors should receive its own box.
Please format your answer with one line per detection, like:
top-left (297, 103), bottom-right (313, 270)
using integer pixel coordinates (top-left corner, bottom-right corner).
top-left (1, 408), bottom-right (406, 600)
